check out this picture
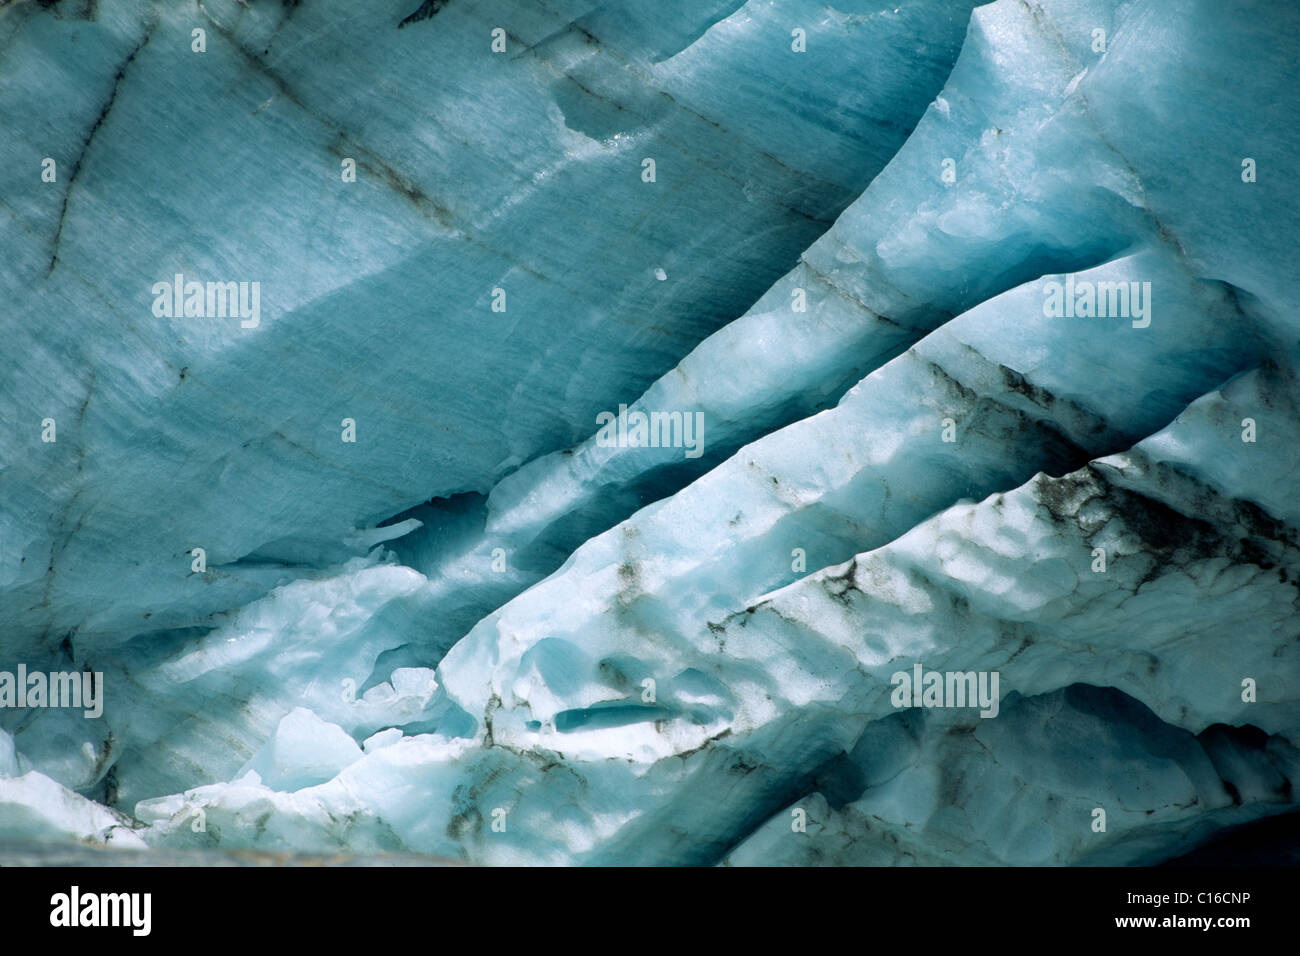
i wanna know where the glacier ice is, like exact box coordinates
[0,769,145,849]
[1,0,1298,866]
[1,0,978,646]
[720,686,1300,866]
[235,709,364,794]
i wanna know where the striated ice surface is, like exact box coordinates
[2,0,1298,865]
[1,0,978,647]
